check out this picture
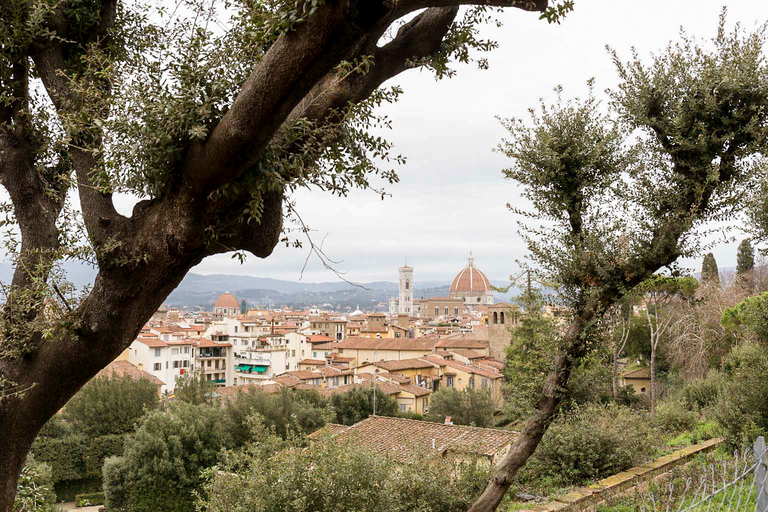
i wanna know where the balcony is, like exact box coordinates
[235,362,270,375]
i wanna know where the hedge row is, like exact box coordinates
[31,433,127,500]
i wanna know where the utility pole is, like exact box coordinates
[373,349,378,416]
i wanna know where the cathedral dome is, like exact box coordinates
[214,292,239,309]
[449,254,491,294]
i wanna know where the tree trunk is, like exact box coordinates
[611,349,619,401]
[467,311,592,512]
[650,342,657,417]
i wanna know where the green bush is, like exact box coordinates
[522,403,660,485]
[426,387,495,427]
[102,456,130,510]
[197,423,491,512]
[330,386,397,426]
[715,343,768,447]
[105,402,233,512]
[75,491,105,507]
[63,373,159,436]
[683,370,724,410]
[31,433,127,483]
[14,456,56,512]
[655,399,697,434]
[223,387,331,443]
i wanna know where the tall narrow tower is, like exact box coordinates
[398,261,414,315]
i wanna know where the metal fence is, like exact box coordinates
[641,437,768,512]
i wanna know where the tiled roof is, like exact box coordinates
[217,383,283,397]
[96,360,165,386]
[195,338,232,348]
[447,349,487,360]
[214,292,239,309]
[374,358,437,371]
[623,367,651,379]
[306,334,335,343]
[299,359,326,365]
[424,355,503,380]
[450,264,492,294]
[399,383,432,397]
[135,337,167,348]
[357,372,411,385]
[320,380,402,397]
[435,338,488,349]
[331,416,516,462]
[312,337,437,352]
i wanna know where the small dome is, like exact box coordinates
[450,253,491,293]
[214,292,239,309]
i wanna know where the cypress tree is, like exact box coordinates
[701,252,720,286]
[240,299,248,315]
[737,239,755,275]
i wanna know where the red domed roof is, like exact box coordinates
[214,292,239,309]
[450,254,491,294]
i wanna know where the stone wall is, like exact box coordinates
[521,437,723,512]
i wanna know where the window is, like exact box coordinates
[477,297,481,302]
[444,307,449,315]
[173,361,180,369]
[434,307,439,316]
[154,348,161,357]
[405,280,409,290]
[493,312,498,324]
[183,346,190,354]
[234,326,238,333]
[423,397,428,410]
[399,404,407,412]
[153,363,161,371]
[454,307,459,316]
[171,348,180,355]
[482,378,489,389]
[395,332,401,338]
[446,376,454,388]
[183,360,190,368]
[641,387,646,393]
[469,377,475,389]
[292,350,295,357]
[500,312,505,324]
[313,352,317,358]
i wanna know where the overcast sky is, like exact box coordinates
[117,1,768,284]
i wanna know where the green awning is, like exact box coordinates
[213,379,226,384]
[236,364,253,372]
[251,365,268,373]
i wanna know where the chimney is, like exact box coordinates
[444,416,453,426]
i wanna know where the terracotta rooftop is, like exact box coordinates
[373,358,438,372]
[96,360,164,386]
[135,337,167,348]
[214,292,239,309]
[446,349,487,360]
[312,337,437,352]
[299,359,327,365]
[623,367,651,379]
[450,255,492,294]
[329,416,516,462]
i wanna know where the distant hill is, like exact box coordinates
[0,262,516,311]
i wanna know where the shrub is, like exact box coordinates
[197,424,491,512]
[14,456,56,512]
[102,456,130,511]
[715,343,768,447]
[330,386,397,426]
[104,402,232,512]
[522,403,660,485]
[223,387,331,443]
[63,373,159,436]
[655,399,697,434]
[683,370,724,410]
[427,387,495,427]
[75,491,105,507]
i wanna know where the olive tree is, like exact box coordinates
[475,19,768,511]
[0,0,567,508]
